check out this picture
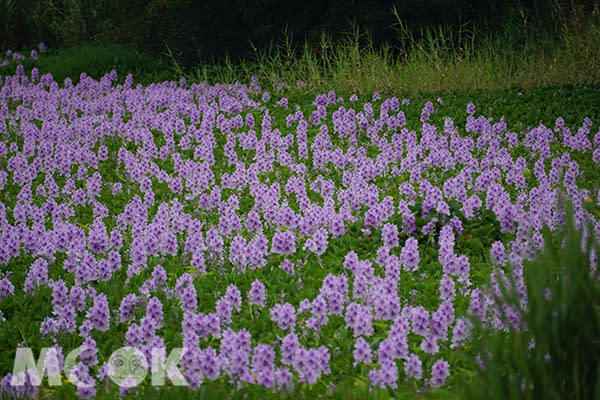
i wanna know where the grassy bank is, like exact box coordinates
[2,6,599,97]
[188,8,600,97]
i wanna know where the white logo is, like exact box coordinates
[10,346,189,388]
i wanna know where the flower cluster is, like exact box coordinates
[0,63,598,399]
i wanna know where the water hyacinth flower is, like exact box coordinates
[248,279,267,307]
[251,344,275,388]
[293,346,330,384]
[420,336,440,355]
[270,303,296,331]
[180,284,198,313]
[118,294,138,323]
[146,297,164,327]
[303,227,329,256]
[439,274,456,301]
[274,367,294,392]
[224,284,242,312]
[404,353,423,380]
[381,222,399,249]
[353,337,373,366]
[0,276,15,299]
[216,297,234,325]
[400,238,420,271]
[430,358,450,388]
[377,359,398,389]
[86,293,110,332]
[79,336,99,367]
[490,240,506,266]
[0,63,598,397]
[24,258,48,294]
[280,332,300,365]
[345,302,374,337]
[270,230,297,255]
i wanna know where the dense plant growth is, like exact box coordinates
[0,46,598,399]
[1,0,598,66]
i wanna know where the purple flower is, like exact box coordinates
[270,303,296,331]
[86,293,110,332]
[378,359,398,389]
[152,265,167,287]
[593,148,600,164]
[252,344,275,388]
[275,367,293,392]
[24,258,48,294]
[451,317,470,348]
[369,368,379,388]
[311,295,328,319]
[271,230,297,255]
[97,259,112,282]
[293,346,330,384]
[200,312,221,339]
[247,234,268,269]
[449,216,463,233]
[409,306,430,337]
[245,210,262,232]
[69,285,87,312]
[490,240,506,265]
[206,226,224,257]
[303,227,328,256]
[280,258,295,275]
[56,303,76,334]
[198,347,221,381]
[343,251,359,274]
[404,353,423,380]
[439,274,456,301]
[466,102,476,115]
[0,277,15,299]
[382,223,399,249]
[146,297,163,328]
[280,333,300,365]
[224,284,242,312]
[229,235,247,270]
[180,284,198,313]
[329,215,345,238]
[119,294,138,323]
[248,279,266,307]
[71,362,96,398]
[345,302,373,337]
[223,340,251,381]
[400,238,420,271]
[352,337,373,366]
[420,101,435,122]
[216,297,233,325]
[430,358,450,388]
[420,336,440,355]
[79,336,98,367]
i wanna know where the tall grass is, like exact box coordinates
[466,202,600,399]
[4,5,598,97]
[179,5,600,97]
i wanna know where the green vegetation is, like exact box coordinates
[467,203,600,400]
[0,3,599,400]
[3,4,598,99]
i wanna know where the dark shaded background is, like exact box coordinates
[0,0,596,67]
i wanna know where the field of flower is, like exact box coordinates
[0,46,599,399]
